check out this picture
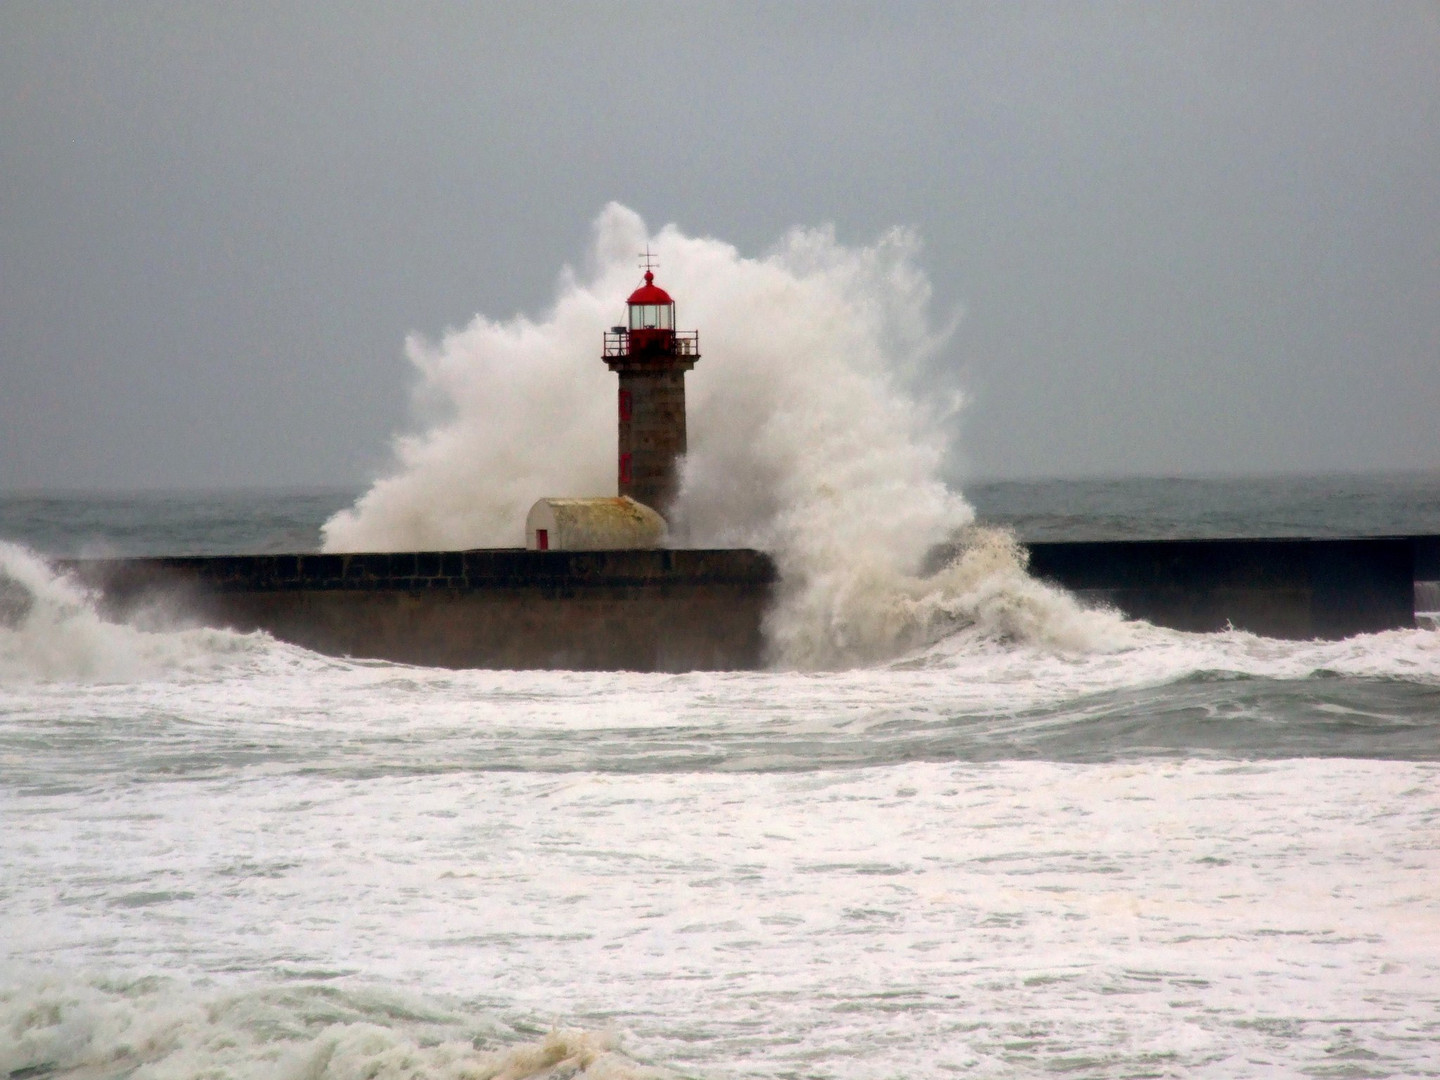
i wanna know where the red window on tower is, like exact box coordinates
[619,453,632,485]
[619,388,632,422]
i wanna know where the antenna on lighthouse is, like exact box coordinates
[638,247,659,275]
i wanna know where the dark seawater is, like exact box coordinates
[0,488,357,557]
[1,475,1438,1078]
[5,472,1440,555]
[966,471,1440,541]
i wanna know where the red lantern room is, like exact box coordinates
[602,257,701,516]
[626,271,675,348]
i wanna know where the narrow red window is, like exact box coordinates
[619,453,632,485]
[618,388,632,422]
[535,528,548,551]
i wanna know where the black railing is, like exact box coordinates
[603,329,700,358]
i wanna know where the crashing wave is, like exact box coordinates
[322,205,1131,668]
[0,542,265,682]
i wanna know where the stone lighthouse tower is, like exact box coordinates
[602,258,700,516]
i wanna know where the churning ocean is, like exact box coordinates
[1,474,1438,1080]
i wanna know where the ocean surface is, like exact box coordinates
[2,474,1439,1079]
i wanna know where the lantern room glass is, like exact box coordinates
[629,303,674,331]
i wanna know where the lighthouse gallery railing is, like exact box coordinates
[603,329,700,358]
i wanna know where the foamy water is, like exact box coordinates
[1,545,1438,1077]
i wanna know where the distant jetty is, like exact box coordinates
[66,535,1437,671]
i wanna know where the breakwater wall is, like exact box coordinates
[72,549,775,671]
[1026,537,1423,639]
[66,536,1435,671]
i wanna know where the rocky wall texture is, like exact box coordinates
[618,370,688,515]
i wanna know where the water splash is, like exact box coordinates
[771,525,1139,670]
[323,205,1129,667]
[0,975,669,1080]
[0,541,262,682]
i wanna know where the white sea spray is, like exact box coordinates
[321,205,1134,667]
[0,542,263,683]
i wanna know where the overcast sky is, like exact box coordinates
[2,2,1437,490]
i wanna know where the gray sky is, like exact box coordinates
[2,2,1437,490]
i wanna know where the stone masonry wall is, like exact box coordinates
[618,370,688,514]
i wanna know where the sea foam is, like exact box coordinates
[0,975,666,1080]
[0,541,264,682]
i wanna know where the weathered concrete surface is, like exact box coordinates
[70,549,774,672]
[525,497,665,551]
[1025,537,1417,638]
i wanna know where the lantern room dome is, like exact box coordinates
[626,271,673,306]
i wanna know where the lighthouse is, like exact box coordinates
[602,257,700,517]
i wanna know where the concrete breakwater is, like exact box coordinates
[66,536,1436,671]
[72,548,775,671]
[1025,536,1429,640]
